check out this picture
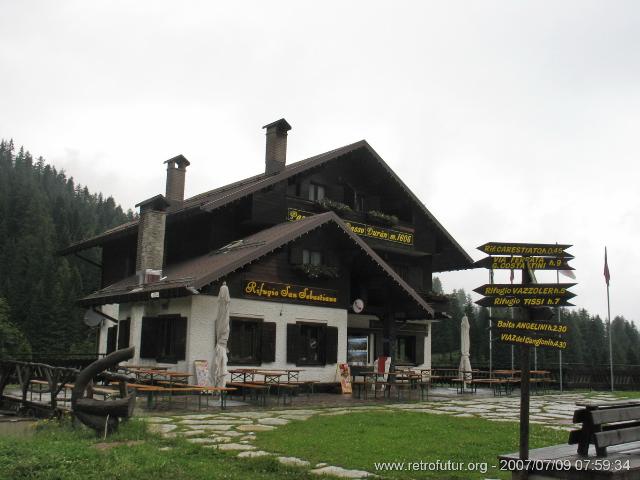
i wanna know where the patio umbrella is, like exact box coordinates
[458,315,472,382]
[212,282,231,388]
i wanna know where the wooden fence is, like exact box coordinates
[0,360,78,416]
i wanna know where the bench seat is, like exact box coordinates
[570,401,640,457]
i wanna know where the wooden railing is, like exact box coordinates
[0,360,78,415]
[431,364,640,391]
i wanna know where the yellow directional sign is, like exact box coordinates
[474,256,573,270]
[477,242,572,257]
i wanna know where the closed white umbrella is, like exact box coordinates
[212,282,231,388]
[458,315,472,382]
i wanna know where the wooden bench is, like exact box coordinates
[246,381,298,405]
[570,400,640,457]
[226,382,269,406]
[191,386,236,410]
[351,379,392,400]
[28,379,49,402]
[451,377,476,394]
[472,378,512,396]
[29,379,108,404]
[390,375,429,401]
[285,380,318,396]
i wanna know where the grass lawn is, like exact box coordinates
[255,411,567,479]
[609,391,640,400]
[0,418,315,480]
[582,390,640,400]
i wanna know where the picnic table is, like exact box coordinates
[126,369,193,408]
[161,371,192,387]
[130,368,167,384]
[228,368,257,383]
[352,370,427,400]
[125,365,169,371]
[256,368,306,382]
[127,382,235,410]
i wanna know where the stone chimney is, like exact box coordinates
[164,154,190,204]
[263,118,291,175]
[135,194,170,284]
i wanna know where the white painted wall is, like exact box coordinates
[117,298,192,371]
[97,303,119,354]
[110,297,433,381]
[112,295,348,383]
[190,295,348,383]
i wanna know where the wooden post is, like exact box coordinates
[388,309,397,376]
[519,267,532,479]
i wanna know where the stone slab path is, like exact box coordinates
[145,392,621,479]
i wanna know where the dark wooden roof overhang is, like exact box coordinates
[61,140,472,271]
[78,212,435,317]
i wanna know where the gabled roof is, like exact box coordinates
[78,211,435,317]
[61,140,472,270]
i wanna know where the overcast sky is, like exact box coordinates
[1,1,638,322]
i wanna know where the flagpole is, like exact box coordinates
[607,283,613,391]
[605,246,614,392]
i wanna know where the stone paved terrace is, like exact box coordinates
[142,391,623,479]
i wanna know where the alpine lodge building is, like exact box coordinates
[61,119,473,384]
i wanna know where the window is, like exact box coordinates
[140,315,187,363]
[228,318,261,365]
[395,335,416,365]
[287,323,338,365]
[105,318,130,354]
[308,183,325,201]
[347,334,369,365]
[298,324,323,365]
[302,249,323,266]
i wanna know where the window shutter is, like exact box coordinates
[174,316,187,361]
[325,326,339,364]
[140,317,158,359]
[117,319,131,350]
[106,327,117,354]
[414,334,425,366]
[290,246,303,265]
[261,322,277,363]
[286,323,299,364]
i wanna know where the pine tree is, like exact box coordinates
[0,141,131,355]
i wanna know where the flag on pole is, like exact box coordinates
[604,247,611,286]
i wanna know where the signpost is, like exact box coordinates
[474,242,576,480]
[473,256,573,270]
[474,283,576,297]
[477,242,572,257]
[476,296,574,307]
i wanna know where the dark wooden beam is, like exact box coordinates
[74,252,102,269]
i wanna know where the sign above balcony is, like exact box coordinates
[287,208,414,246]
[243,279,338,305]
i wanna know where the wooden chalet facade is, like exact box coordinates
[62,119,473,383]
